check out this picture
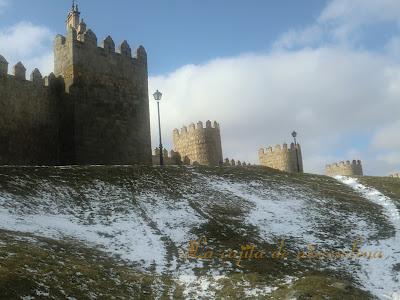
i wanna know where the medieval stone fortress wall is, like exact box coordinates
[0,57,67,165]
[258,143,303,173]
[325,160,363,176]
[0,4,152,165]
[152,149,253,167]
[55,4,151,165]
[152,149,254,167]
[223,158,252,167]
[0,4,392,177]
[173,121,223,166]
[152,148,182,166]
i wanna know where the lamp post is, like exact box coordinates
[292,130,300,173]
[153,90,164,166]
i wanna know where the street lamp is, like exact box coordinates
[291,131,297,145]
[153,90,164,166]
[292,131,300,173]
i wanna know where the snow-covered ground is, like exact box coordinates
[206,176,375,248]
[336,176,400,300]
[0,167,398,298]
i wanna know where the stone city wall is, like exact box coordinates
[0,58,65,165]
[259,143,303,173]
[152,148,182,165]
[173,120,223,166]
[325,160,363,176]
[223,158,251,166]
[0,7,153,166]
[54,26,152,165]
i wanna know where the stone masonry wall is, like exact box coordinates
[259,143,303,173]
[325,160,363,176]
[0,8,152,166]
[223,158,251,166]
[54,27,152,165]
[173,121,223,166]
[0,61,64,165]
[151,148,182,166]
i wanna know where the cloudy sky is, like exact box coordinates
[0,0,399,175]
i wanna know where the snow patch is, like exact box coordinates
[336,176,400,300]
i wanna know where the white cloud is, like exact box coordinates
[372,121,400,150]
[274,25,324,49]
[377,152,400,166]
[148,0,400,175]
[319,0,400,25]
[319,0,400,43]
[384,36,400,59]
[371,118,400,175]
[276,0,400,49]
[149,48,400,175]
[0,22,53,76]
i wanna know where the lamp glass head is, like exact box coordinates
[153,90,162,101]
[292,131,297,138]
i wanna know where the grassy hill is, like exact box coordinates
[358,176,400,208]
[0,166,398,299]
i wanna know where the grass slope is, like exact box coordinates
[0,166,393,299]
[358,176,400,209]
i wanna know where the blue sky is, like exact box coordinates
[0,0,400,175]
[0,0,326,74]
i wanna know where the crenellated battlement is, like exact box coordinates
[0,56,71,165]
[0,55,8,76]
[152,148,182,166]
[258,142,301,156]
[0,56,66,89]
[173,120,220,137]
[58,2,146,68]
[55,27,147,67]
[0,4,151,166]
[173,120,223,166]
[223,158,252,167]
[51,3,152,165]
[326,160,362,169]
[325,160,363,176]
[259,142,303,173]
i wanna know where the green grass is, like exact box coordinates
[0,230,160,300]
[0,166,393,299]
[358,176,400,209]
[269,274,374,300]
[0,228,374,299]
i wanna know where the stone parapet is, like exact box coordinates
[259,143,303,173]
[173,120,223,166]
[325,160,363,176]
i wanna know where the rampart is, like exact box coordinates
[0,6,152,166]
[152,148,182,166]
[258,143,303,173]
[173,121,223,166]
[0,58,67,165]
[54,24,151,165]
[223,158,251,167]
[325,160,363,176]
